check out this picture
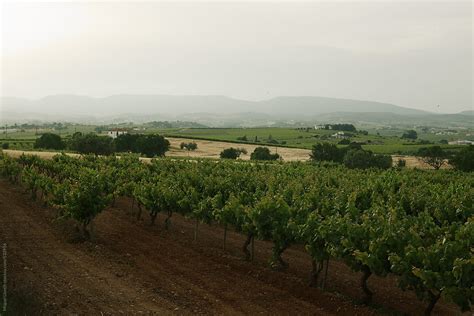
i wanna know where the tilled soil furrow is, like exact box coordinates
[0,181,462,315]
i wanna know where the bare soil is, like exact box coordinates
[166,137,311,161]
[391,155,451,169]
[0,180,463,315]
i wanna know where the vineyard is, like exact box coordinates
[0,153,472,314]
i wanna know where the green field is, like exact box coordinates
[148,127,468,155]
[1,124,471,155]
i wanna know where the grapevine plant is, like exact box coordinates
[0,152,472,314]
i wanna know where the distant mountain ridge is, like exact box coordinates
[1,94,430,116]
[1,94,471,127]
[257,96,430,116]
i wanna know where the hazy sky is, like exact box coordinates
[1,1,472,113]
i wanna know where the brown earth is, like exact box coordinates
[391,155,451,169]
[0,180,463,315]
[166,137,311,161]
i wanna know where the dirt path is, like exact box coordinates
[0,180,370,315]
[0,181,463,315]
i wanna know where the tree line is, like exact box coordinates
[310,142,474,171]
[31,132,474,171]
[34,132,170,158]
[310,143,393,169]
[220,147,280,161]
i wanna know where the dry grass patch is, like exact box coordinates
[166,137,311,161]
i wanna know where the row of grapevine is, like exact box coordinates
[0,152,472,314]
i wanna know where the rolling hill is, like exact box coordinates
[1,94,428,116]
[1,94,471,127]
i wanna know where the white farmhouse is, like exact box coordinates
[106,128,128,139]
[331,131,350,139]
[448,140,474,145]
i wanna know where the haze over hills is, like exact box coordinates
[0,94,472,128]
[1,94,431,115]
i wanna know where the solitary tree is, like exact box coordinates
[180,142,198,151]
[250,147,280,161]
[401,130,418,140]
[220,147,245,159]
[34,133,64,150]
[396,159,406,168]
[417,146,446,170]
[135,134,170,158]
[450,145,474,172]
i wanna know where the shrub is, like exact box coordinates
[135,135,170,158]
[180,142,198,151]
[59,168,112,239]
[401,130,418,140]
[397,159,406,168]
[450,145,474,172]
[115,134,140,152]
[323,124,356,132]
[250,147,280,161]
[34,133,64,150]
[417,140,433,145]
[114,134,170,157]
[417,146,446,170]
[69,133,113,156]
[348,143,363,150]
[343,149,392,170]
[310,143,345,163]
[372,154,393,170]
[220,147,245,159]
